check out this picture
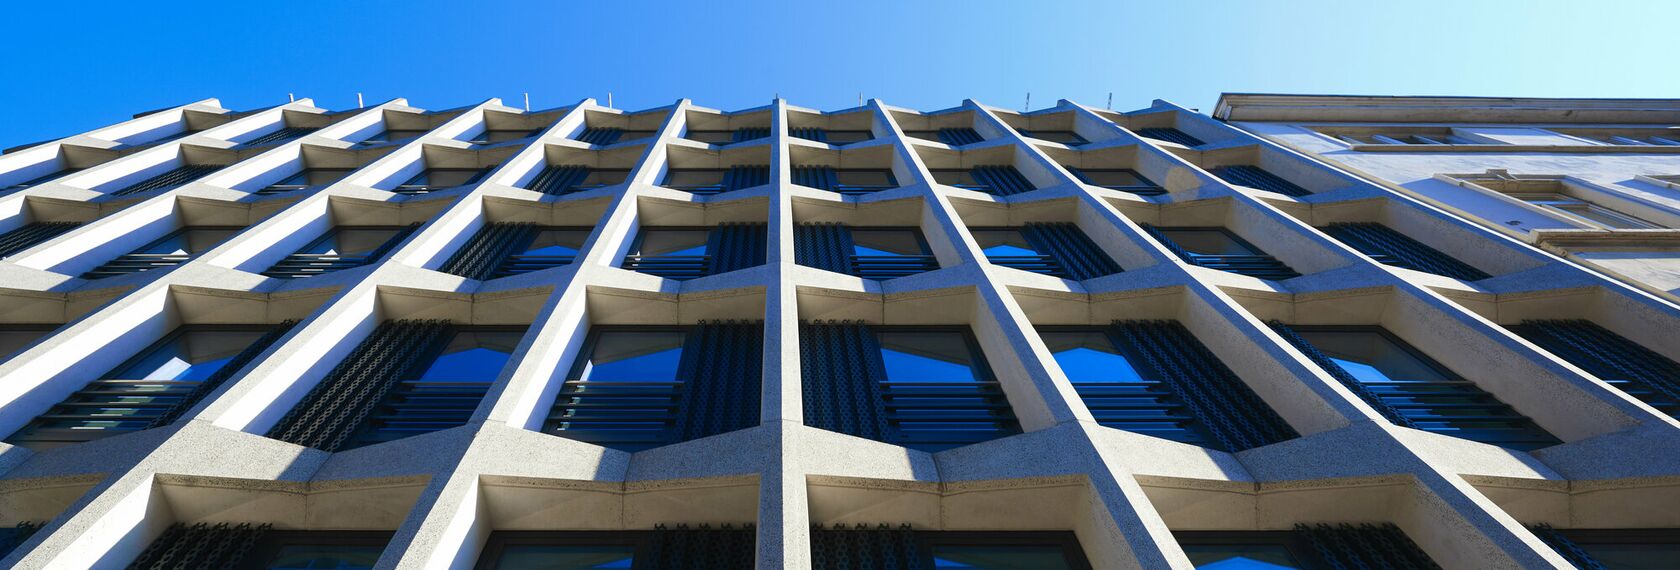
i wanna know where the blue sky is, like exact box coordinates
[2,0,1675,148]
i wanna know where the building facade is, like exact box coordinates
[0,94,1672,568]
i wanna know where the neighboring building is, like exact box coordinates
[1216,94,1680,305]
[0,94,1672,568]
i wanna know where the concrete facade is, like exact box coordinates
[0,94,1674,568]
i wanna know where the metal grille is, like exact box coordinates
[1322,223,1491,281]
[576,127,624,145]
[110,164,222,197]
[525,164,591,196]
[637,524,757,570]
[733,127,771,143]
[1529,524,1610,570]
[791,166,897,195]
[266,320,456,451]
[1142,225,1301,280]
[790,127,827,143]
[1103,321,1298,451]
[126,522,270,570]
[800,322,1018,451]
[343,328,506,449]
[1295,523,1442,570]
[936,128,984,146]
[810,524,924,570]
[1270,323,1560,450]
[238,127,317,147]
[1135,127,1205,147]
[1509,319,1680,418]
[1210,165,1311,197]
[8,322,297,447]
[1016,222,1122,280]
[261,224,419,278]
[547,322,763,451]
[437,222,548,280]
[0,222,80,258]
[968,165,1035,195]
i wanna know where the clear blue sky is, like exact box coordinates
[3,0,1675,148]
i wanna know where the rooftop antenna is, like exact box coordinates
[1024,92,1031,111]
[858,92,863,107]
[1106,92,1113,110]
[288,93,295,103]
[523,92,530,111]
[356,92,364,109]
[607,92,613,108]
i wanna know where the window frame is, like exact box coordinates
[1173,530,1320,569]
[917,530,1094,570]
[1281,325,1462,383]
[474,530,646,570]
[235,529,395,570]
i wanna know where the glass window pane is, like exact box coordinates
[0,329,51,360]
[931,170,977,186]
[1293,330,1452,383]
[835,170,894,186]
[109,330,268,381]
[299,229,399,256]
[685,130,735,144]
[1557,204,1659,229]
[480,129,538,143]
[665,170,726,187]
[618,130,657,142]
[581,169,628,187]
[412,330,523,382]
[972,229,1040,257]
[263,544,386,570]
[408,169,483,187]
[1027,131,1085,144]
[826,130,873,144]
[1182,544,1305,569]
[135,228,240,255]
[1576,542,1680,569]
[1040,331,1149,383]
[1158,229,1257,256]
[877,331,982,383]
[576,331,686,382]
[634,230,710,256]
[851,230,927,256]
[490,545,636,570]
[525,230,590,256]
[904,130,942,142]
[931,545,1074,569]
[303,168,354,186]
[1074,169,1150,187]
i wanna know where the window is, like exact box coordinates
[791,166,899,195]
[1510,192,1661,229]
[791,127,873,145]
[929,165,1035,195]
[1020,130,1089,145]
[467,129,541,145]
[394,167,492,195]
[82,226,242,279]
[0,324,56,363]
[684,128,767,144]
[357,129,428,145]
[574,127,656,145]
[1144,226,1300,280]
[547,324,763,451]
[801,324,1018,451]
[259,168,355,195]
[810,529,1091,569]
[1065,167,1163,196]
[525,165,629,196]
[267,321,521,451]
[972,224,1122,280]
[1558,129,1680,146]
[0,222,81,258]
[1039,323,1295,451]
[9,324,292,448]
[1209,165,1311,197]
[1320,223,1490,281]
[110,164,224,197]
[2,167,83,191]
[129,524,393,570]
[1508,320,1680,418]
[851,228,939,280]
[1176,525,1440,569]
[904,128,983,146]
[1135,127,1205,147]
[622,224,766,280]
[1316,127,1483,146]
[1532,527,1680,570]
[476,529,756,569]
[345,326,524,448]
[1271,324,1559,450]
[441,224,591,280]
[237,127,317,148]
[662,166,769,194]
[262,225,418,278]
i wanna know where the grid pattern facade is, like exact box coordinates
[0,93,1675,568]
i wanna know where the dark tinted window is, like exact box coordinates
[835,170,895,186]
[487,545,636,569]
[851,229,928,257]
[1156,229,1258,256]
[275,168,354,188]
[575,330,686,382]
[1181,544,1305,568]
[1292,330,1453,384]
[1039,331,1149,383]
[684,130,736,144]
[971,229,1040,257]
[524,230,590,257]
[134,227,240,255]
[402,168,487,188]
[664,169,726,187]
[931,545,1077,569]
[877,331,983,383]
[471,129,540,144]
[412,330,522,382]
[1070,168,1153,188]
[632,229,709,257]
[930,169,978,186]
[298,228,402,256]
[825,130,874,144]
[0,327,54,361]
[110,329,271,381]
